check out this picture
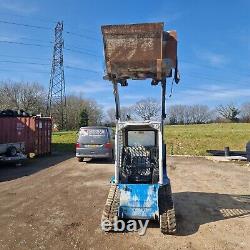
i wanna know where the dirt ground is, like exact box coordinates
[0,154,249,250]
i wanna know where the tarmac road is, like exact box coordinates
[0,154,249,250]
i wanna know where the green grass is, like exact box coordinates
[52,123,250,156]
[165,123,250,155]
[52,131,77,152]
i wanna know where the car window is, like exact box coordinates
[79,128,108,144]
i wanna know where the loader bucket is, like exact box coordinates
[101,22,177,81]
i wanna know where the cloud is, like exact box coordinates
[97,101,114,111]
[67,82,149,110]
[68,80,112,95]
[64,54,103,74]
[0,0,38,14]
[195,50,229,67]
[146,12,183,25]
[0,34,20,42]
[168,85,250,106]
[122,94,144,100]
[67,80,115,111]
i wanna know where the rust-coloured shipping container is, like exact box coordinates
[101,22,177,81]
[0,116,52,156]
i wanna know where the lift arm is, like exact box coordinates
[113,79,167,123]
[161,79,167,120]
[112,82,121,120]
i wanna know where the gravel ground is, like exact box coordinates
[0,154,249,250]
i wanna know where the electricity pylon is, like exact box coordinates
[47,21,66,130]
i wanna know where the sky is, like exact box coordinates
[0,0,249,111]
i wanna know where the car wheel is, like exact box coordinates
[77,157,83,162]
[6,146,17,157]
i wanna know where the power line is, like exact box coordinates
[0,68,102,82]
[0,58,249,84]
[0,19,51,30]
[0,61,100,73]
[64,48,100,57]
[16,37,100,55]
[0,17,247,75]
[0,68,49,74]
[20,36,100,55]
[0,54,50,61]
[0,40,50,48]
[1,57,248,83]
[65,31,100,42]
[0,39,101,57]
[0,35,100,56]
[65,44,99,54]
[0,19,99,41]
[18,36,53,44]
[0,15,98,35]
[0,11,58,25]
[0,58,101,73]
[0,32,248,82]
[0,60,49,66]
[0,56,249,84]
[2,38,247,76]
[65,65,101,74]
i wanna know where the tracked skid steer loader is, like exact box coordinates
[101,22,180,234]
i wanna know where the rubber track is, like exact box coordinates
[101,184,120,231]
[160,207,176,234]
[158,184,177,234]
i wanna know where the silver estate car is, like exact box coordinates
[76,126,114,162]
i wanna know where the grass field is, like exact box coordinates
[52,123,250,156]
[165,123,250,155]
[52,131,77,152]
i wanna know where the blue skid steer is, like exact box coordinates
[101,22,180,234]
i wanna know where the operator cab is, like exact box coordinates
[119,123,162,184]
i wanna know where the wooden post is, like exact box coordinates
[224,147,230,157]
[246,142,250,162]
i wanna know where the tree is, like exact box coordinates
[65,95,103,130]
[85,99,103,126]
[167,104,211,124]
[216,104,240,122]
[189,105,211,124]
[106,106,133,125]
[167,105,191,124]
[79,108,89,127]
[0,80,46,114]
[240,102,250,122]
[0,81,104,130]
[133,98,160,120]
[167,105,185,124]
[106,108,116,125]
